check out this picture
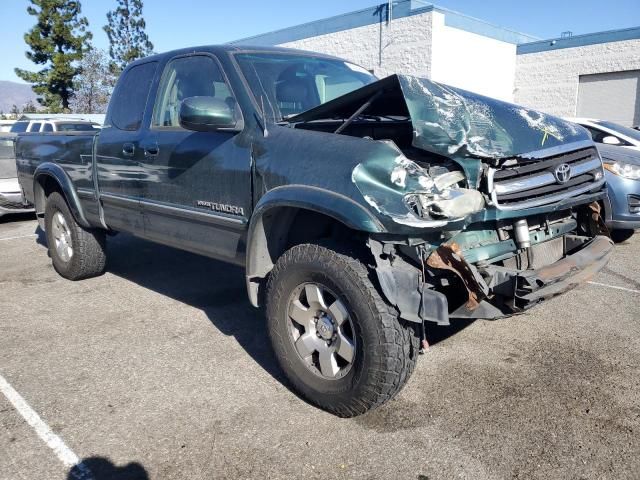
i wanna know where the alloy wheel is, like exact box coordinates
[51,211,73,262]
[286,282,356,379]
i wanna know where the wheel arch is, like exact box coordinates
[245,185,385,307]
[33,163,90,230]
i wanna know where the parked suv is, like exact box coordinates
[568,118,640,242]
[10,119,100,133]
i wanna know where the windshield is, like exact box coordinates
[234,52,377,121]
[595,120,640,142]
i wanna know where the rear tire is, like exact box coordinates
[611,229,634,243]
[266,242,419,417]
[44,192,106,280]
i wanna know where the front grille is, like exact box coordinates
[488,146,604,210]
[503,236,565,270]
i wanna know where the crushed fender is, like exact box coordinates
[368,238,449,325]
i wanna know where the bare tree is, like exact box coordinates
[71,48,115,114]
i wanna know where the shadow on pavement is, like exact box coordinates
[0,212,36,224]
[33,231,471,391]
[101,233,288,385]
[35,224,47,247]
[68,457,148,480]
[425,318,475,347]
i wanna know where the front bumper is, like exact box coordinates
[452,235,613,319]
[370,232,614,326]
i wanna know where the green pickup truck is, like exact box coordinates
[15,45,613,417]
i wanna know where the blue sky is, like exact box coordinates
[1,0,639,83]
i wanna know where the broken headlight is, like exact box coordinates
[404,170,485,220]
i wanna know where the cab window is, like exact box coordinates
[152,55,234,128]
[110,61,157,131]
[29,122,42,132]
[10,121,29,133]
[42,123,53,132]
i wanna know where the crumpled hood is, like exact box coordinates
[285,74,597,231]
[400,75,590,159]
[287,74,591,161]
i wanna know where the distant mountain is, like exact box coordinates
[0,81,38,113]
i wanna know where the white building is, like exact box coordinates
[232,1,640,126]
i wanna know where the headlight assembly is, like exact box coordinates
[404,170,485,220]
[603,161,640,180]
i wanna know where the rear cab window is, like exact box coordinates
[109,61,157,131]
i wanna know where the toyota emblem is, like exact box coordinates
[554,163,571,184]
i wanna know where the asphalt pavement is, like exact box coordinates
[1,213,639,480]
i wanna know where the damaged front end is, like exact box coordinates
[351,141,486,229]
[285,73,612,325]
[369,221,612,326]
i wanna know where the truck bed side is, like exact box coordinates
[15,131,99,227]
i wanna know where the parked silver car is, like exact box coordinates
[0,132,32,217]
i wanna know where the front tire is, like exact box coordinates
[611,229,634,243]
[266,242,419,417]
[44,192,107,280]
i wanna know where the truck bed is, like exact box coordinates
[16,131,98,205]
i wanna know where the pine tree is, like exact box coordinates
[15,0,92,113]
[104,0,154,75]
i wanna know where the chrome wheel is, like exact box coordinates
[51,211,73,262]
[287,283,356,379]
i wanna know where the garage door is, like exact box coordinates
[577,70,640,126]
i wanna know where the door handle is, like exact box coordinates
[122,143,135,157]
[144,143,159,158]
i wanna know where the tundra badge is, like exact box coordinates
[196,200,244,216]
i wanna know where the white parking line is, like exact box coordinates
[0,373,94,480]
[588,281,640,295]
[0,234,38,241]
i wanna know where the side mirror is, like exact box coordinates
[602,135,621,145]
[179,96,243,132]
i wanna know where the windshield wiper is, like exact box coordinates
[334,90,383,134]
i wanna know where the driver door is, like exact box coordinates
[138,53,251,264]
